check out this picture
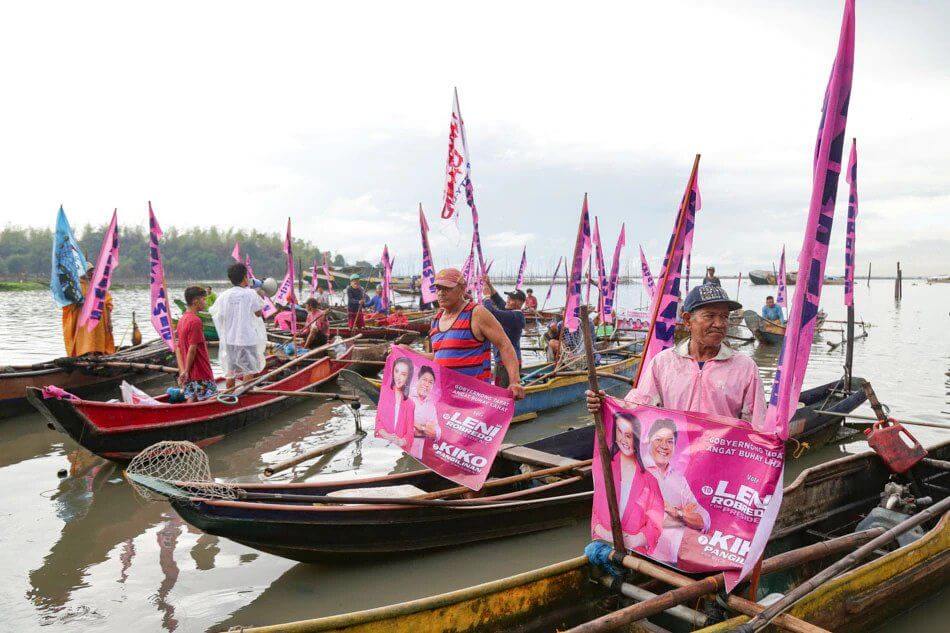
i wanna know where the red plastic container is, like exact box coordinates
[865,419,927,474]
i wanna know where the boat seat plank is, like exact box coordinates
[498,443,584,469]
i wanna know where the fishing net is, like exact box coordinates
[125,441,238,502]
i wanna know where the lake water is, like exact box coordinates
[0,280,946,631]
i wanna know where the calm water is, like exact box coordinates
[0,281,946,632]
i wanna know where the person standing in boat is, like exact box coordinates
[591,411,664,554]
[702,266,721,287]
[480,275,526,388]
[422,268,525,399]
[587,284,766,428]
[210,263,267,389]
[377,356,415,450]
[176,286,218,402]
[761,295,784,325]
[523,288,538,314]
[346,274,367,328]
[62,262,116,357]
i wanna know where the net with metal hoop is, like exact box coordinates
[125,441,238,502]
[556,329,589,371]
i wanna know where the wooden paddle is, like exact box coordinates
[263,432,364,477]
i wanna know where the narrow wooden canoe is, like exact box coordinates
[0,341,176,419]
[26,348,353,462]
[743,310,828,345]
[233,439,950,633]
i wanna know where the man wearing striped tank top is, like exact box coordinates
[423,268,525,400]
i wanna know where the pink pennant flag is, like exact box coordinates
[776,246,788,308]
[844,138,858,307]
[272,219,297,337]
[634,161,701,383]
[602,223,626,324]
[639,245,656,298]
[515,247,527,291]
[381,245,393,311]
[244,254,256,281]
[231,241,241,262]
[78,210,120,332]
[541,256,563,311]
[419,205,438,304]
[765,0,855,441]
[564,194,592,332]
[593,218,608,320]
[147,203,175,351]
[310,259,319,296]
[322,253,333,294]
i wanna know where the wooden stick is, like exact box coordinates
[822,411,950,431]
[73,360,179,375]
[230,335,361,397]
[249,389,359,401]
[553,370,635,385]
[736,497,950,632]
[334,359,386,366]
[862,382,888,423]
[580,304,625,549]
[414,458,593,500]
[263,433,363,477]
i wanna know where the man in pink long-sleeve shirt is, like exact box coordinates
[588,284,766,429]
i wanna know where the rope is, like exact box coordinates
[788,437,811,459]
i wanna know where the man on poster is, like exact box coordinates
[409,365,439,459]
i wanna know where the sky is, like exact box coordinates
[0,0,947,276]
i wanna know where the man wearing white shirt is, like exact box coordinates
[645,418,711,564]
[409,365,439,459]
[210,263,267,388]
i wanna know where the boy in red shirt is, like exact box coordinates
[176,286,218,402]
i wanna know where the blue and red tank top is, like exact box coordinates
[429,302,492,382]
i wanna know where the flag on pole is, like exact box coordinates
[381,245,393,312]
[776,246,788,309]
[541,256,564,311]
[639,245,656,298]
[844,138,858,307]
[148,203,175,351]
[78,210,120,332]
[515,247,528,291]
[231,242,241,262]
[50,206,88,308]
[765,0,855,440]
[419,204,438,304]
[311,259,319,296]
[593,218,608,320]
[602,223,626,324]
[273,219,297,338]
[564,194,592,332]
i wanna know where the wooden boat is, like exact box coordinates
[0,341,176,419]
[748,270,798,286]
[743,310,827,345]
[26,348,353,462]
[926,275,950,284]
[135,377,867,562]
[226,439,950,633]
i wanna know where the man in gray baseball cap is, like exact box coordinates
[587,284,766,428]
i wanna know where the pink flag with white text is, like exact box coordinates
[603,224,626,324]
[593,218,608,320]
[78,210,119,332]
[419,205,438,304]
[147,203,175,351]
[515,247,527,291]
[776,247,788,309]
[376,346,515,490]
[844,138,858,307]
[640,246,656,298]
[765,0,855,440]
[564,195,592,332]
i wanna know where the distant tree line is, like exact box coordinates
[0,224,374,281]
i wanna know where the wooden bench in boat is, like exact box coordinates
[499,443,588,471]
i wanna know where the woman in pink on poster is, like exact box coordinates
[592,412,664,554]
[376,356,416,450]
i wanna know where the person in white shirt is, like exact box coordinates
[409,365,439,459]
[644,418,711,563]
[210,263,267,388]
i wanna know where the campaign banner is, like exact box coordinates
[615,309,651,332]
[602,223,625,324]
[592,398,784,590]
[375,346,515,490]
[419,205,438,304]
[78,209,119,332]
[564,194,592,332]
[148,203,175,351]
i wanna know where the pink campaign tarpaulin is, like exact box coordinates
[147,203,175,351]
[375,347,515,490]
[639,245,656,298]
[616,309,651,332]
[592,398,784,584]
[78,210,120,332]
[844,138,858,307]
[602,224,626,324]
[564,194,592,332]
[776,246,788,309]
[419,205,438,304]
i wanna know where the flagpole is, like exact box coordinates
[631,154,701,388]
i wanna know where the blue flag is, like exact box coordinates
[50,206,88,307]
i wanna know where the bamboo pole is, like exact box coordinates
[414,458,593,500]
[580,304,625,549]
[230,335,361,397]
[249,389,359,401]
[264,432,363,477]
[73,360,179,375]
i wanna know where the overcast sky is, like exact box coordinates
[0,0,946,276]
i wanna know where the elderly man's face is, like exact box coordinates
[649,427,675,468]
[684,304,730,347]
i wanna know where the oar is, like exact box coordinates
[229,335,361,397]
[263,432,364,477]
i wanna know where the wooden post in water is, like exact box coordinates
[845,304,855,391]
[580,304,625,548]
[894,262,902,300]
[866,261,871,288]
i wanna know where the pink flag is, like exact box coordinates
[593,218,608,320]
[515,247,527,291]
[419,205,438,304]
[844,138,858,307]
[244,254,256,281]
[147,203,175,351]
[541,256,563,311]
[564,195,592,332]
[441,88,466,220]
[231,241,241,262]
[776,246,788,308]
[322,253,333,294]
[273,219,297,337]
[376,346,515,490]
[310,259,319,296]
[78,210,120,332]
[635,164,701,380]
[381,245,393,312]
[765,0,855,440]
[639,245,656,298]
[602,224,626,324]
